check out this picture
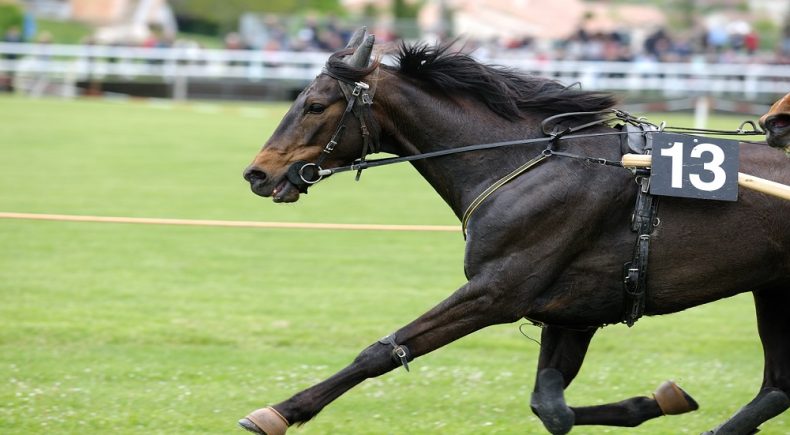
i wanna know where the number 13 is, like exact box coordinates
[660,142,727,192]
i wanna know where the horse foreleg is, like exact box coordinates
[702,289,790,434]
[239,281,520,434]
[531,326,699,434]
[530,325,595,434]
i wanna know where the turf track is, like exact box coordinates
[0,96,786,434]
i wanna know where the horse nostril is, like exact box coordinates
[766,115,790,132]
[243,167,268,183]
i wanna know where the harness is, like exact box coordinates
[290,71,765,329]
[621,124,660,326]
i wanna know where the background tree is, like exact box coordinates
[0,0,23,35]
[170,0,343,35]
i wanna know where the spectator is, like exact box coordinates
[261,15,290,51]
[706,26,729,54]
[295,17,322,50]
[2,26,24,92]
[744,30,759,56]
[781,19,790,60]
[3,26,23,59]
[644,28,672,61]
[224,32,245,50]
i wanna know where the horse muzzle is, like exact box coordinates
[243,166,302,203]
[763,114,790,150]
[243,161,324,203]
[272,179,302,203]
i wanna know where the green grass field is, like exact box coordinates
[0,96,786,434]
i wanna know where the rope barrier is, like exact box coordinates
[0,212,459,233]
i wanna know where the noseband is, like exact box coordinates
[285,68,380,193]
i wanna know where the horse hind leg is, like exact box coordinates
[701,389,789,435]
[703,288,790,435]
[572,380,698,427]
[531,326,699,434]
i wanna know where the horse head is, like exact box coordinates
[759,92,790,151]
[243,28,380,203]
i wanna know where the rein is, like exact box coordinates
[316,111,766,178]
[314,108,764,237]
[319,130,627,176]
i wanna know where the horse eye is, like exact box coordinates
[307,103,325,114]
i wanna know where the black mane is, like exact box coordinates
[396,42,617,121]
[325,42,617,122]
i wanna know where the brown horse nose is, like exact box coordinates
[243,166,267,183]
[765,114,789,132]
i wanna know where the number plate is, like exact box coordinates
[649,133,739,201]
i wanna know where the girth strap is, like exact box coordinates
[623,132,660,326]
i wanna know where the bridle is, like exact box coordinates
[284,68,380,193]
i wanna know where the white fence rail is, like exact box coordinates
[1,42,788,100]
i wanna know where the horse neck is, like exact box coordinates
[374,74,556,219]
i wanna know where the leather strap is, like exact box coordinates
[379,334,411,371]
[622,133,659,326]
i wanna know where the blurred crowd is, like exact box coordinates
[478,24,785,64]
[223,15,790,65]
[243,18,790,63]
[4,15,790,65]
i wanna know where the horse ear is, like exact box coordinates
[345,27,367,49]
[346,34,375,68]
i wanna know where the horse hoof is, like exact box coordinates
[238,418,267,434]
[654,380,699,415]
[531,368,575,435]
[530,400,574,435]
[238,407,289,435]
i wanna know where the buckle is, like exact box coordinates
[352,81,369,96]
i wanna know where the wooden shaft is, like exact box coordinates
[737,173,790,201]
[621,153,653,168]
[621,154,790,201]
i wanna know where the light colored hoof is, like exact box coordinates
[239,407,289,435]
[654,380,699,415]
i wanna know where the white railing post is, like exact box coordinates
[173,66,188,101]
[694,96,709,129]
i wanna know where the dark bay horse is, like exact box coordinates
[241,29,790,434]
[760,92,790,152]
